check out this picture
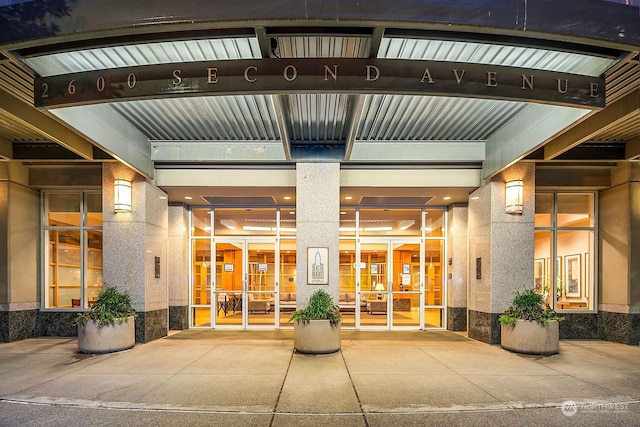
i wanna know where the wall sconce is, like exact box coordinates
[505,180,523,214]
[114,179,132,213]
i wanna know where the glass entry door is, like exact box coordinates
[391,242,422,328]
[359,241,389,328]
[213,239,277,328]
[359,240,426,330]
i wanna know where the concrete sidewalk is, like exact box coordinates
[0,330,638,426]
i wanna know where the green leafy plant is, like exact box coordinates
[289,289,342,326]
[499,288,564,326]
[73,286,137,327]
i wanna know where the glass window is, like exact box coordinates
[534,192,595,311]
[339,209,356,236]
[557,193,594,227]
[359,209,422,236]
[191,208,212,236]
[535,193,553,227]
[213,208,277,236]
[43,191,102,309]
[424,209,444,237]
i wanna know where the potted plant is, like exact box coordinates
[74,286,137,354]
[289,289,342,354]
[499,288,564,355]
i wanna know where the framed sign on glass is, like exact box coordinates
[565,254,581,297]
[308,247,329,285]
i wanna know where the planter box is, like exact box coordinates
[293,320,341,354]
[501,319,559,355]
[77,316,136,354]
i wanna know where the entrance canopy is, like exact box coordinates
[0,0,638,204]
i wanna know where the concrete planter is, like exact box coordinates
[501,319,559,355]
[293,320,341,354]
[77,316,136,354]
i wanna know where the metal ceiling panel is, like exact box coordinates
[379,38,614,77]
[287,94,350,143]
[275,36,370,58]
[111,95,280,142]
[0,109,45,141]
[24,38,261,77]
[357,95,528,141]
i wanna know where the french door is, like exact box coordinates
[191,238,277,329]
[358,238,445,330]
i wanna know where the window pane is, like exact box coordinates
[192,208,211,236]
[85,193,103,227]
[534,230,553,307]
[213,208,277,236]
[46,230,81,308]
[359,209,422,236]
[557,193,594,228]
[535,193,553,227]
[46,193,81,226]
[339,209,356,236]
[280,209,297,236]
[556,230,594,311]
[87,230,103,303]
[424,209,444,237]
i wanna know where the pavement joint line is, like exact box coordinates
[5,397,637,415]
[268,348,294,427]
[340,348,370,427]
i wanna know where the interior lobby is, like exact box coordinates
[0,0,639,346]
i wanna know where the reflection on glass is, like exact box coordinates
[557,193,594,228]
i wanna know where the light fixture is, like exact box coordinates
[374,282,385,300]
[505,180,524,214]
[114,179,132,213]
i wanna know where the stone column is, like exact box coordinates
[168,204,189,330]
[599,163,640,345]
[446,204,468,331]
[0,163,39,342]
[467,162,534,344]
[103,163,169,343]
[295,163,340,307]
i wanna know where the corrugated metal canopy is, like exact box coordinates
[11,33,629,171]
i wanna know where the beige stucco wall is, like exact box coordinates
[0,163,39,308]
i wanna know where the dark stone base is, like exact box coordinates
[468,310,501,344]
[599,311,640,345]
[135,309,168,343]
[0,309,38,342]
[169,305,188,330]
[559,313,599,340]
[37,311,79,337]
[447,306,467,331]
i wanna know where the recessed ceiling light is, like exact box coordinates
[284,196,291,200]
[443,196,451,200]
[471,196,480,200]
[184,196,192,200]
[340,211,346,215]
[345,196,353,200]
[289,211,295,215]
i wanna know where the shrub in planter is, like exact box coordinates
[290,289,341,354]
[74,286,137,354]
[499,288,564,355]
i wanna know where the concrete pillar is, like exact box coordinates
[446,204,468,331]
[103,163,169,343]
[599,163,640,345]
[295,163,340,307]
[467,163,535,344]
[0,163,39,342]
[168,204,189,330]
